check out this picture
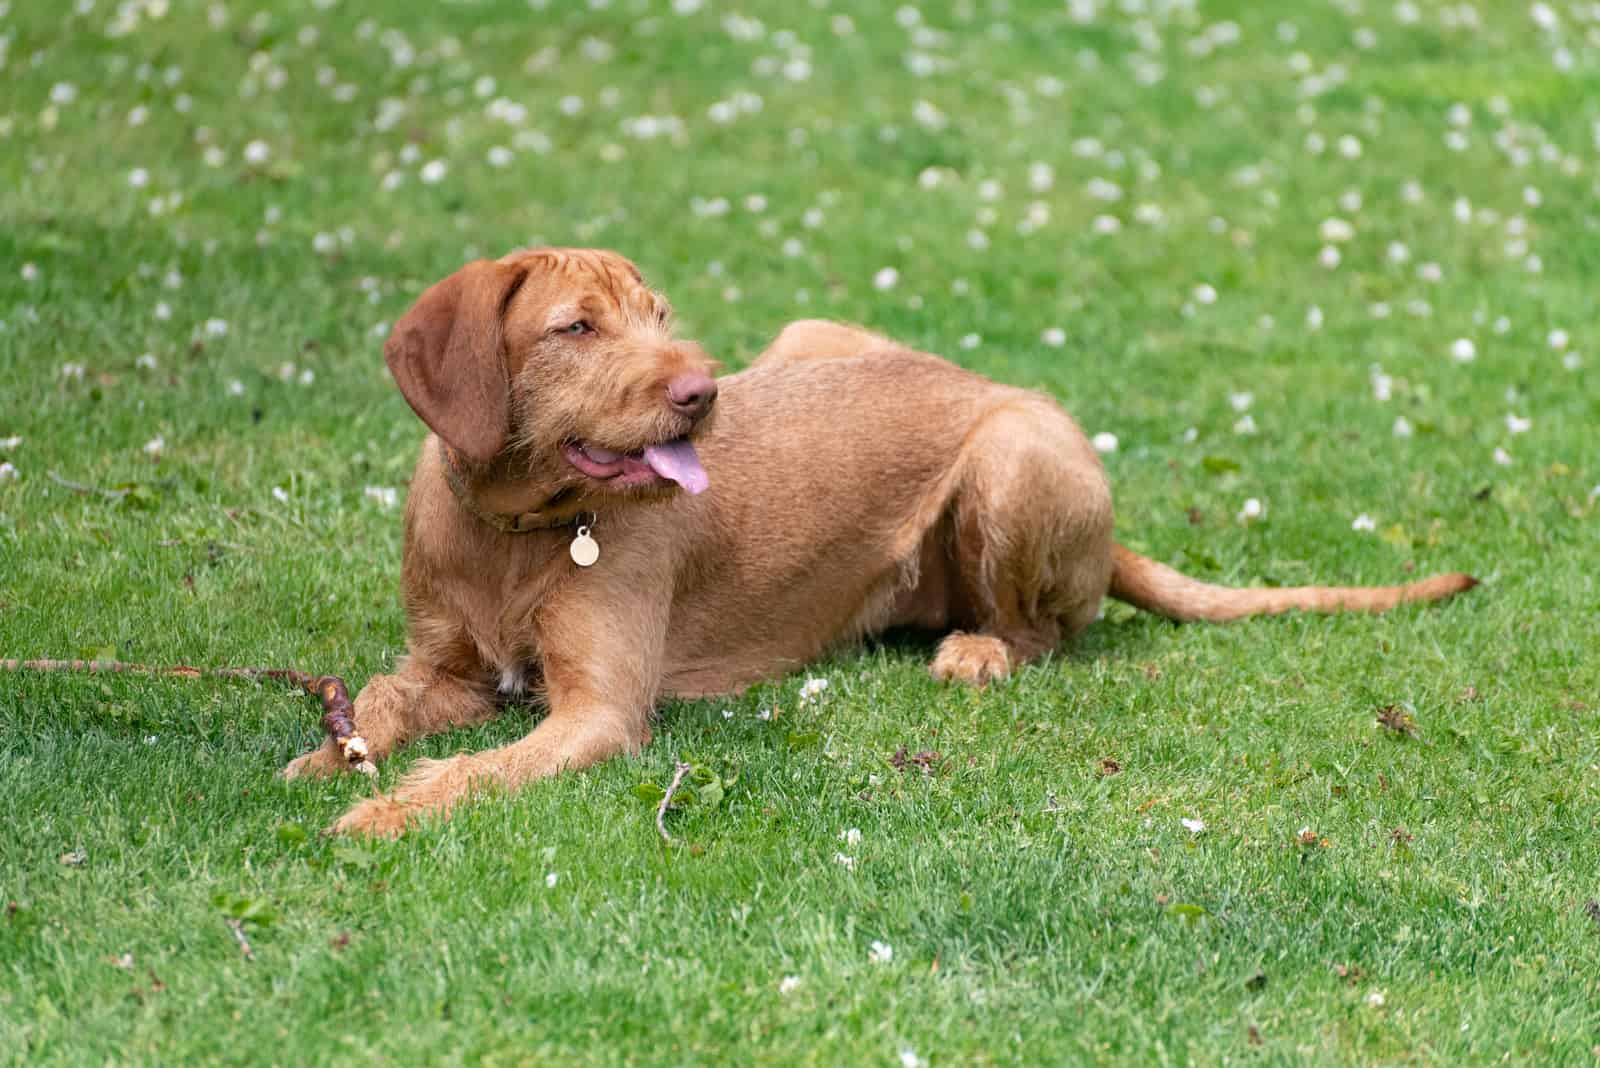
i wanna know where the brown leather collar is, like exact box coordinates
[437,439,580,534]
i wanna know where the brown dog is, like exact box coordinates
[282,248,1475,836]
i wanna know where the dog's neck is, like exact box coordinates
[437,439,583,534]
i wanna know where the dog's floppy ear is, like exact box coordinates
[384,259,529,463]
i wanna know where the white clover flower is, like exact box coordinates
[419,159,447,184]
[1505,413,1531,434]
[899,1050,925,1068]
[20,263,39,282]
[1319,217,1354,242]
[0,436,21,449]
[1181,817,1206,834]
[1366,990,1387,1008]
[1306,305,1324,330]
[959,333,980,350]
[1351,514,1377,532]
[271,486,290,503]
[1041,327,1066,347]
[545,871,559,888]
[1237,497,1263,522]
[868,940,893,964]
[1493,447,1513,467]
[136,353,157,370]
[143,436,165,457]
[1318,245,1341,269]
[1091,432,1118,454]
[243,139,270,164]
[833,852,856,869]
[1193,283,1217,305]
[128,168,149,189]
[0,462,17,482]
[226,379,245,396]
[363,485,398,509]
[1450,338,1476,362]
[778,975,801,995]
[839,827,861,847]
[1393,416,1414,438]
[1233,414,1257,435]
[1547,328,1569,350]
[799,677,829,702]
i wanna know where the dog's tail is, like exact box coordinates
[1108,544,1477,623]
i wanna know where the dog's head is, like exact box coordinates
[385,248,717,503]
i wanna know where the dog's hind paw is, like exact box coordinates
[929,632,1013,686]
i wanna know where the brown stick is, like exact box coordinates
[656,761,692,845]
[1,658,374,775]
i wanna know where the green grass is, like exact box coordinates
[3,1,1600,1063]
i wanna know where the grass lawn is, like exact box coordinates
[4,0,1600,1063]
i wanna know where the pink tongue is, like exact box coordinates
[642,440,709,494]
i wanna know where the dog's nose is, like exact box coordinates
[666,372,717,420]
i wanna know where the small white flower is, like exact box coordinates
[1547,328,1569,350]
[1352,513,1376,532]
[50,82,78,105]
[1181,817,1206,834]
[487,145,514,168]
[1562,353,1581,370]
[1229,391,1254,412]
[840,827,862,847]
[1387,241,1411,264]
[128,168,150,189]
[1237,497,1263,522]
[1371,371,1393,401]
[868,940,894,964]
[899,1050,925,1068]
[1505,413,1531,434]
[545,871,559,888]
[0,462,16,482]
[226,379,245,397]
[298,368,315,386]
[1393,416,1414,438]
[363,485,398,509]
[1319,217,1354,242]
[1418,262,1442,283]
[1337,134,1362,158]
[959,333,980,350]
[20,263,39,282]
[1193,283,1218,305]
[1306,305,1324,330]
[757,708,771,721]
[800,677,829,701]
[1091,431,1118,454]
[1493,447,1513,467]
[243,139,270,165]
[419,159,448,184]
[1233,414,1257,435]
[873,267,899,291]
[833,852,856,869]
[1450,338,1476,362]
[204,318,229,338]
[1041,327,1066,348]
[60,363,86,380]
[271,486,290,503]
[142,435,165,457]
[1318,245,1341,269]
[1366,990,1386,1008]
[778,975,801,995]
[0,436,20,449]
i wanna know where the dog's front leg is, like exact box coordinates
[331,590,666,837]
[280,661,495,780]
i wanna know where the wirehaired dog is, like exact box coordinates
[282,248,1474,835]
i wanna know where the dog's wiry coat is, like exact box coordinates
[283,248,1475,836]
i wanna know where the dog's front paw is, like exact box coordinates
[279,740,350,780]
[329,795,416,838]
[930,632,1013,686]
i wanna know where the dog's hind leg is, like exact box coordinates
[928,401,1115,685]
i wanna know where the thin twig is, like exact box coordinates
[47,471,129,498]
[1,658,373,775]
[656,761,692,845]
[227,918,255,961]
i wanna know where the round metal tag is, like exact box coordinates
[569,529,599,568]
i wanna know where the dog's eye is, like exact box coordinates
[561,320,593,336]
